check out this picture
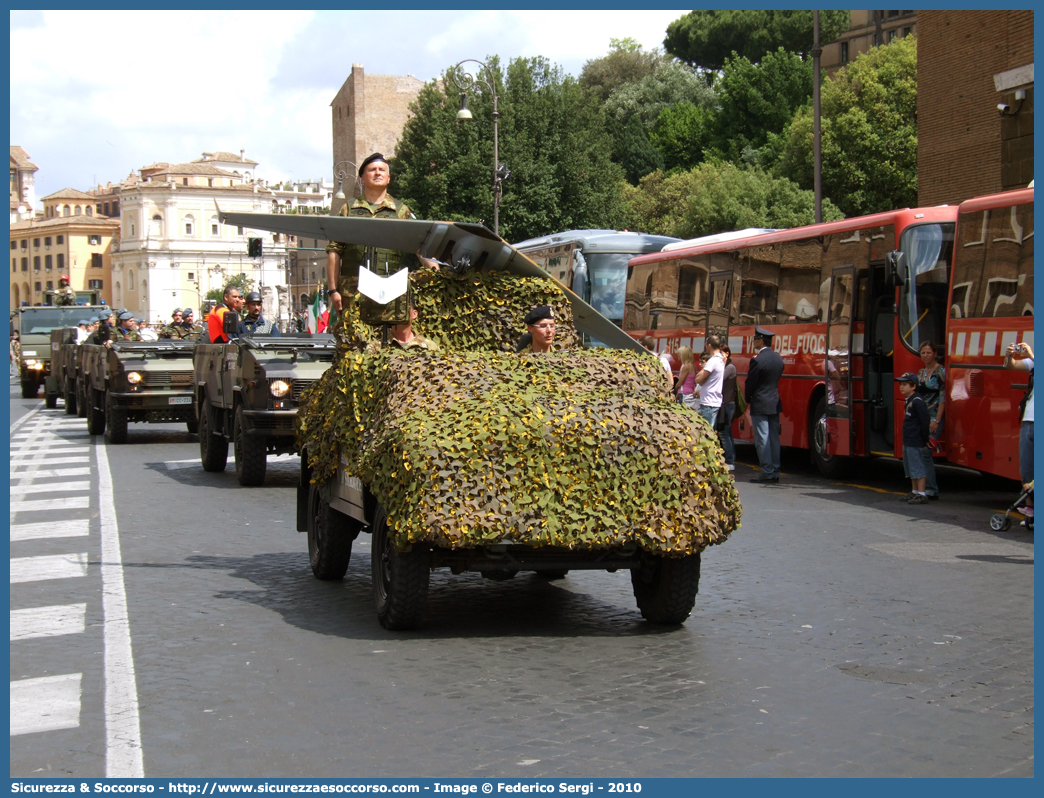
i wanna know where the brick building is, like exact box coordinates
[330,65,424,212]
[917,10,1034,206]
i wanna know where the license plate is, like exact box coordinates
[168,396,192,405]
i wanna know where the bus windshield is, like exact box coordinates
[586,253,629,324]
[898,222,954,353]
[19,307,90,335]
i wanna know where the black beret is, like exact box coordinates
[524,305,553,325]
[358,153,389,176]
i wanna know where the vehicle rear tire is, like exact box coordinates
[307,483,355,580]
[233,405,267,486]
[199,398,228,472]
[64,383,77,415]
[811,396,851,478]
[20,377,38,399]
[631,552,701,625]
[75,380,88,419]
[86,388,106,436]
[185,418,199,435]
[372,503,429,630]
[104,391,128,444]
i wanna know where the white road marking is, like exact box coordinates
[10,520,90,541]
[10,553,89,584]
[10,673,82,736]
[11,481,91,496]
[10,496,90,513]
[95,442,144,777]
[11,431,91,442]
[11,604,87,640]
[11,448,91,459]
[11,440,92,450]
[9,467,92,479]
[9,404,43,434]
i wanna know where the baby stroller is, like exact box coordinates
[990,480,1033,531]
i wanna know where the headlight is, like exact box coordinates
[126,371,143,384]
[270,379,290,397]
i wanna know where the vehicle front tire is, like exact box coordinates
[104,392,128,443]
[233,405,267,486]
[372,503,429,630]
[86,388,106,436]
[199,398,228,472]
[811,396,851,478]
[307,483,355,580]
[631,552,701,625]
[75,380,88,419]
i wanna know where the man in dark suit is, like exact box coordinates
[744,326,785,483]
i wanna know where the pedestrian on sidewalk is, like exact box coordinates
[1004,341,1034,521]
[718,343,737,472]
[898,372,932,504]
[917,342,945,500]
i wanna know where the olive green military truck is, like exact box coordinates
[193,333,337,486]
[15,305,106,399]
[47,327,80,412]
[80,339,197,443]
[212,209,741,633]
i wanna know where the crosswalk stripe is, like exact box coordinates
[10,481,91,496]
[9,467,92,479]
[10,456,91,466]
[10,553,89,583]
[10,496,90,513]
[10,520,90,541]
[11,448,91,459]
[11,604,87,640]
[10,674,82,736]
[11,432,91,441]
[11,440,93,451]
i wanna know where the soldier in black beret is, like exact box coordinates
[519,305,556,354]
[325,153,438,321]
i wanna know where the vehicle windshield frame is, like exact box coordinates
[897,221,955,355]
[18,307,92,335]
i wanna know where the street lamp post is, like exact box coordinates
[447,58,509,238]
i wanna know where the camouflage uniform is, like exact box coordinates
[87,324,114,346]
[366,333,439,355]
[53,287,77,306]
[113,326,143,342]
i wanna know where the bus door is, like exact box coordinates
[863,259,895,454]
[825,266,854,456]
[706,271,732,341]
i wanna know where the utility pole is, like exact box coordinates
[813,10,823,224]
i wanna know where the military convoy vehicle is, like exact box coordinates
[215,209,742,632]
[14,304,106,399]
[193,331,337,486]
[47,327,80,411]
[80,339,197,443]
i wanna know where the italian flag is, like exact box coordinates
[307,291,326,334]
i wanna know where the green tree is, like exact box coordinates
[602,58,715,132]
[622,162,843,239]
[665,10,850,70]
[775,34,917,216]
[205,272,254,302]
[649,101,712,173]
[619,115,664,184]
[707,48,813,164]
[393,56,628,242]
[579,37,666,104]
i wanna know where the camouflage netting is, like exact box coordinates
[298,268,741,556]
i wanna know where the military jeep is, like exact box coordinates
[193,333,337,486]
[80,339,197,442]
[15,304,105,400]
[47,327,80,412]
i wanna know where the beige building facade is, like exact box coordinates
[330,65,424,212]
[10,214,119,309]
[821,10,917,76]
[10,146,38,222]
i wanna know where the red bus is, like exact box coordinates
[626,187,1033,480]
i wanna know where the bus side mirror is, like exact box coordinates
[223,311,240,337]
[886,250,907,287]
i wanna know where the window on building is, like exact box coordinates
[208,178,214,187]
[57,235,64,244]
[88,279,103,290]
[9,241,15,251]
[96,204,102,215]
[74,205,82,215]
[113,201,119,215]
[91,253,102,269]
[237,226,244,236]
[184,216,194,236]
[34,282,41,293]
[211,216,219,236]
[86,206,93,217]
[187,272,195,281]
[63,205,70,216]
[57,253,64,270]
[903,26,912,37]
[12,258,16,273]
[841,42,849,62]
[88,234,101,245]
[45,255,52,270]
[21,258,27,272]
[33,238,40,249]
[46,280,53,291]
[182,178,188,186]
[44,237,51,247]
[888,29,897,42]
[33,256,40,272]
[104,202,110,216]
[20,240,27,251]
[128,270,135,291]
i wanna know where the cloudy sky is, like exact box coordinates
[10,9,685,201]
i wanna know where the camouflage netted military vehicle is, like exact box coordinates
[212,211,741,631]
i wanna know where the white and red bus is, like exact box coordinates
[625,188,1033,480]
